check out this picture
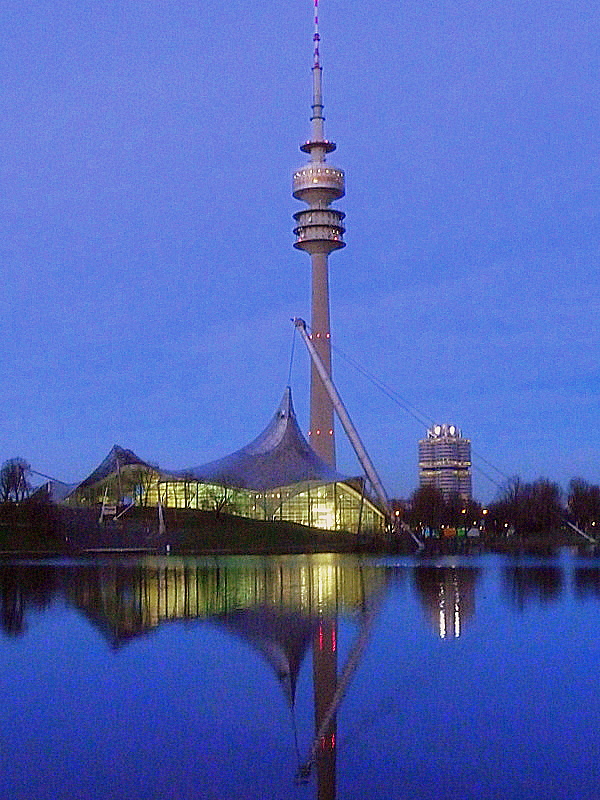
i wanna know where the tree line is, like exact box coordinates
[398,486,482,531]
[402,477,600,537]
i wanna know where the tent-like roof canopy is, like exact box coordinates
[68,389,347,497]
[210,608,316,707]
[176,387,346,491]
[74,445,158,491]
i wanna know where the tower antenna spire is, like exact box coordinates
[311,0,324,143]
[313,0,321,67]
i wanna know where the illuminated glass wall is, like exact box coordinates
[66,472,385,534]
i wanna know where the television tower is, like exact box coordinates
[293,0,345,468]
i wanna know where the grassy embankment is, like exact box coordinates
[0,502,68,554]
[0,503,400,555]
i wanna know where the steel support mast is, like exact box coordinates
[293,318,391,520]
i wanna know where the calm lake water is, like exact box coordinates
[1,551,600,800]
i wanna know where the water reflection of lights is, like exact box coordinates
[437,578,461,639]
[414,567,479,640]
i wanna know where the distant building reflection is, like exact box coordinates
[503,567,564,609]
[413,567,479,639]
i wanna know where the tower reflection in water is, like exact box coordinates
[65,555,389,800]
[413,567,480,639]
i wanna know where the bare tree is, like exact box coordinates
[568,478,600,531]
[179,472,196,509]
[206,476,239,516]
[124,465,159,507]
[0,458,31,503]
[407,485,446,530]
[489,477,563,535]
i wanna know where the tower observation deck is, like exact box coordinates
[293,0,345,468]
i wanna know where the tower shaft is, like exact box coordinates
[313,619,337,800]
[310,252,335,465]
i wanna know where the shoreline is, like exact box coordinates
[0,503,596,558]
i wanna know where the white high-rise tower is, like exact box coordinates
[293,0,345,468]
[419,424,473,501]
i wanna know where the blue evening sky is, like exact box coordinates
[1,0,598,502]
